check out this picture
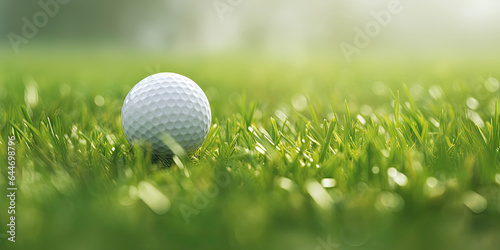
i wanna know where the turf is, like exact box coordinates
[1,51,500,250]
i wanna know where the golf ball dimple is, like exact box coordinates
[121,72,211,156]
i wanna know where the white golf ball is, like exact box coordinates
[121,72,211,156]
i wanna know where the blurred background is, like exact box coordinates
[2,0,500,62]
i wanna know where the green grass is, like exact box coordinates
[1,52,500,250]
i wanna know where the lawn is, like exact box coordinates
[1,50,500,250]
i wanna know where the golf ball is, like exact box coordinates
[121,72,211,156]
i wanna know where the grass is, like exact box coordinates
[1,51,500,250]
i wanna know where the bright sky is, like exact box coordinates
[180,0,500,58]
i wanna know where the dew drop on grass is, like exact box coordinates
[291,94,307,111]
[24,82,39,108]
[387,168,408,186]
[94,95,105,106]
[356,115,366,125]
[137,181,170,215]
[375,191,404,212]
[381,150,390,158]
[321,178,336,188]
[424,177,445,198]
[429,85,444,100]
[405,102,411,109]
[463,191,487,214]
[394,173,408,186]
[467,109,485,128]
[485,77,499,92]
[306,179,333,210]
[276,177,294,191]
[426,177,438,188]
[466,97,480,110]
[387,168,397,177]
